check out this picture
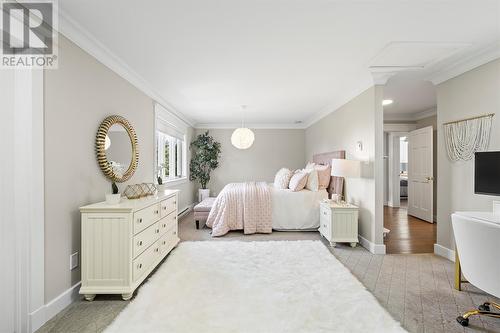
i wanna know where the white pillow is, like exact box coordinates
[305,162,315,170]
[288,171,308,192]
[274,168,293,189]
[304,169,319,191]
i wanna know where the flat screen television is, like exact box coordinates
[475,151,500,196]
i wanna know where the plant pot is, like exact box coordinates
[157,184,167,194]
[198,188,210,202]
[105,193,121,205]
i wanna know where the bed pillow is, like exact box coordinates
[288,170,308,192]
[304,169,319,191]
[305,162,315,170]
[315,164,331,190]
[274,168,293,189]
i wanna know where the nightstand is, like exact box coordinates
[319,201,359,247]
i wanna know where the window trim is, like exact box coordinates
[154,103,189,185]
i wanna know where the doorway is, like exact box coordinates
[382,76,437,254]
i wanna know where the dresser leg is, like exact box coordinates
[350,242,357,248]
[330,241,337,247]
[121,293,133,301]
[84,294,96,302]
[196,220,199,229]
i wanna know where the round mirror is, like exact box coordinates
[96,115,139,182]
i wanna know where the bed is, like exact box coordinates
[206,150,345,236]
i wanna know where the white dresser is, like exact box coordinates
[79,190,180,301]
[319,201,359,248]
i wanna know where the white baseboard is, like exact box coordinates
[179,202,196,218]
[359,235,386,255]
[30,282,81,332]
[434,243,455,262]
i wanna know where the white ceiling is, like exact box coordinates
[383,74,436,116]
[58,0,500,127]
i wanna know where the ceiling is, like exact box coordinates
[383,74,436,117]
[58,0,500,127]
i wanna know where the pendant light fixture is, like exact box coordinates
[231,105,255,149]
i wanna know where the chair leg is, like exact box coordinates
[457,302,500,327]
[195,220,199,229]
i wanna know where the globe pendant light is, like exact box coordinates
[231,105,255,149]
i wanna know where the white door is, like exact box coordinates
[408,126,434,223]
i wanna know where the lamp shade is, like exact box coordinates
[331,158,360,178]
[231,127,255,149]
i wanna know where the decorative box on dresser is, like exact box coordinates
[319,200,359,248]
[79,190,180,301]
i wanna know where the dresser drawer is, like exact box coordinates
[159,225,179,255]
[132,241,161,282]
[133,222,161,258]
[158,212,177,235]
[133,203,161,234]
[160,196,177,217]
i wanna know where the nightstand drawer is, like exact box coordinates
[320,205,331,219]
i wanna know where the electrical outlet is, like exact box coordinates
[70,252,79,270]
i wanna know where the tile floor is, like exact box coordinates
[36,212,500,333]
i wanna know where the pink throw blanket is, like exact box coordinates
[206,182,272,237]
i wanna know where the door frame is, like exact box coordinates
[1,68,45,333]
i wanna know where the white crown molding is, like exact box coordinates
[384,107,436,122]
[428,42,500,85]
[57,8,194,127]
[413,107,437,120]
[194,122,306,129]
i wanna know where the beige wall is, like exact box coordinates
[44,36,195,302]
[305,87,382,245]
[193,129,305,195]
[436,58,500,251]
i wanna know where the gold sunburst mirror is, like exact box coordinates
[96,115,139,182]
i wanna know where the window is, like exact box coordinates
[156,132,186,181]
[155,103,188,183]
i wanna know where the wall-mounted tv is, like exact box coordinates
[475,151,500,196]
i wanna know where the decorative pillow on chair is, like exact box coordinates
[304,169,319,191]
[315,164,331,190]
[274,168,293,189]
[288,171,308,192]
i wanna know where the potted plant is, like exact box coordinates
[190,131,221,202]
[105,181,121,204]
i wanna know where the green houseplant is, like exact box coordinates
[189,131,221,201]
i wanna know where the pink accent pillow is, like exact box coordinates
[315,164,331,190]
[288,171,308,192]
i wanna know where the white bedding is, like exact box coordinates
[270,184,328,230]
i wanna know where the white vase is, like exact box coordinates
[198,189,210,202]
[105,193,121,205]
[157,184,167,193]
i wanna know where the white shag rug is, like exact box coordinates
[106,241,406,333]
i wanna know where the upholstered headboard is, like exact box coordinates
[313,150,345,199]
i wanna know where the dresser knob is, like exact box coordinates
[173,231,176,235]
[155,248,159,252]
[154,210,159,214]
[138,218,143,223]
[138,240,143,246]
[163,223,166,228]
[163,241,166,245]
[156,229,160,233]
[173,201,176,204]
[163,206,166,210]
[138,263,142,269]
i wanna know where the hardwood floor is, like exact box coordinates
[384,200,437,254]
